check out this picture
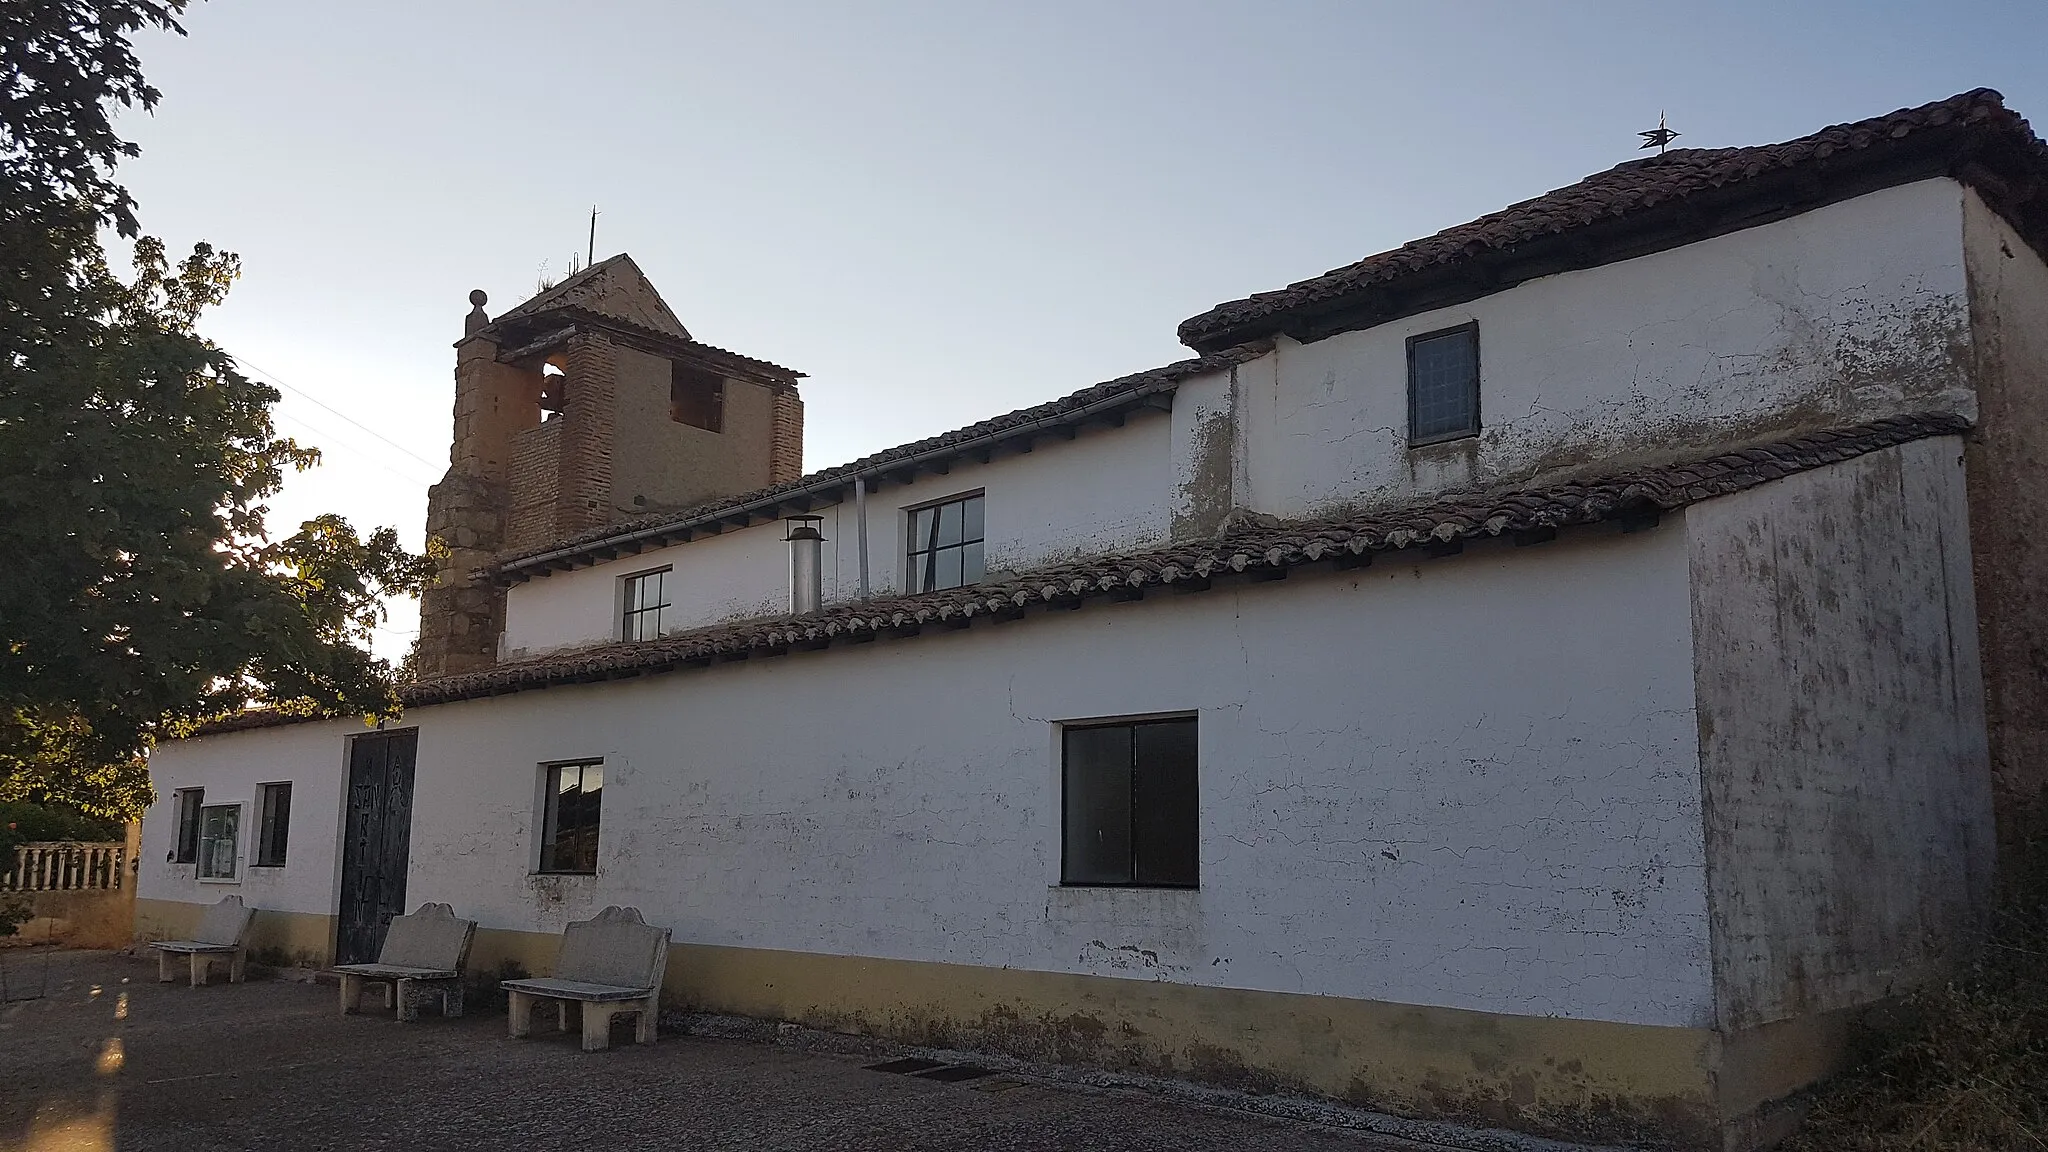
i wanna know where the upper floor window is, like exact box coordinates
[671,363,724,432]
[907,492,985,593]
[1408,323,1479,445]
[621,568,671,641]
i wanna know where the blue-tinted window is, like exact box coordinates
[1408,325,1480,444]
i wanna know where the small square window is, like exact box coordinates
[540,761,603,874]
[1061,716,1198,888]
[622,568,671,641]
[173,788,205,864]
[255,782,292,867]
[671,364,724,432]
[907,493,986,593]
[196,803,241,881]
[1408,323,1480,445]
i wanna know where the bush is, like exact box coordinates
[1783,813,2048,1151]
[0,799,122,859]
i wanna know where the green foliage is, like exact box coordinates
[1784,815,2048,1152]
[0,799,121,859]
[0,1,437,803]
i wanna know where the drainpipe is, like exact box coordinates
[853,475,871,602]
[787,516,824,615]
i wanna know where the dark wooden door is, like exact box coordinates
[336,728,418,964]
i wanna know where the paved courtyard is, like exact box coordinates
[0,951,1426,1152]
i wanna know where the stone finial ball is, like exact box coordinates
[468,289,488,307]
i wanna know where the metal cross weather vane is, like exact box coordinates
[1639,111,1681,154]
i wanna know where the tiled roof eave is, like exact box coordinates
[1177,89,2048,353]
[408,411,1969,709]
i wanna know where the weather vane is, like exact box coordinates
[1639,111,1680,154]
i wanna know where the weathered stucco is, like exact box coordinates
[503,413,1175,653]
[1687,437,1994,1031]
[1237,180,1974,521]
[1961,187,2048,836]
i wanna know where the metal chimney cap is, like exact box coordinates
[784,515,824,541]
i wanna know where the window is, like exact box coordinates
[540,761,603,874]
[621,568,671,641]
[907,493,985,593]
[671,363,724,432]
[173,788,204,864]
[255,782,292,867]
[1061,716,1198,888]
[196,802,241,881]
[1408,323,1480,445]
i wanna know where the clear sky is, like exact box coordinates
[113,0,2048,658]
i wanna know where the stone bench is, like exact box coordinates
[502,906,670,1052]
[332,903,476,1022]
[149,895,254,986]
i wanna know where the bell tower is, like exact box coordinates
[415,255,806,678]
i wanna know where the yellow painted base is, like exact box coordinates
[133,898,335,970]
[125,906,1852,1149]
[469,927,1721,1146]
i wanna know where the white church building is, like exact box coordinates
[137,90,2048,1150]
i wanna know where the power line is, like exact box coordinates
[235,356,445,472]
[269,409,438,489]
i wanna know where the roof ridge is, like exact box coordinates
[1177,88,2041,352]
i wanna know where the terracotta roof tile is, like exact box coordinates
[413,411,1968,708]
[1178,89,2047,352]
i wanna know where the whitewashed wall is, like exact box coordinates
[1689,437,1994,1030]
[502,411,1174,654]
[138,717,364,919]
[416,524,1713,1028]
[1234,179,1975,520]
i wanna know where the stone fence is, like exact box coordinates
[3,842,127,892]
[3,838,137,950]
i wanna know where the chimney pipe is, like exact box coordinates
[786,516,824,615]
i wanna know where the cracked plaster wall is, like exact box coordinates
[503,412,1174,654]
[415,524,1713,1027]
[1236,179,1975,522]
[1688,437,1993,1031]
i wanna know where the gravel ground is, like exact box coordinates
[0,950,1434,1152]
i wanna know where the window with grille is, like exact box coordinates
[255,782,292,867]
[906,492,985,593]
[540,761,603,874]
[1408,323,1480,445]
[196,802,241,881]
[671,363,724,432]
[1061,716,1199,888]
[621,568,671,641]
[173,788,204,864]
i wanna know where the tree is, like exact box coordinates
[0,1,437,818]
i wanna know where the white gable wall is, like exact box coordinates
[1236,179,1974,520]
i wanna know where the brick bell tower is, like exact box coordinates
[416,255,806,678]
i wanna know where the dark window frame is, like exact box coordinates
[254,781,292,868]
[670,363,725,433]
[1406,321,1481,447]
[905,491,986,593]
[538,760,604,875]
[173,788,204,864]
[1059,714,1200,890]
[621,567,672,641]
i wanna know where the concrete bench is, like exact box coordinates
[502,906,670,1051]
[149,895,254,986]
[332,903,476,1022]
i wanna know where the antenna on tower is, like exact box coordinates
[588,205,599,265]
